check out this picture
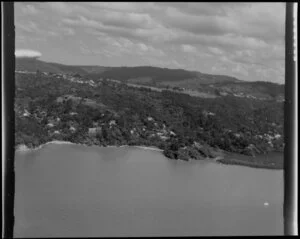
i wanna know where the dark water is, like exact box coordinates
[14,144,283,237]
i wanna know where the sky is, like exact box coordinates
[15,2,285,83]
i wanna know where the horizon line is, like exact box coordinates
[15,57,285,85]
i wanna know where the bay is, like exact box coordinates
[14,144,283,237]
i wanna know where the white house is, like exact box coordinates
[147,116,154,121]
[109,120,116,126]
[47,123,54,128]
[23,109,31,117]
[88,127,101,136]
[70,126,76,132]
[274,134,281,139]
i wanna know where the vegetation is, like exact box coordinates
[15,70,284,169]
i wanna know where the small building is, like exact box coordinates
[147,117,154,121]
[88,127,101,136]
[70,126,76,132]
[23,109,31,117]
[54,130,60,134]
[202,110,215,117]
[109,120,116,126]
[47,123,54,128]
[274,134,281,139]
[220,92,228,96]
[88,128,97,136]
[159,135,169,141]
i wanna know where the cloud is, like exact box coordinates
[46,2,74,15]
[21,4,39,15]
[14,2,286,83]
[208,47,224,56]
[16,21,40,33]
[181,44,197,53]
[163,6,239,37]
[159,2,284,44]
[232,63,249,76]
[15,49,42,59]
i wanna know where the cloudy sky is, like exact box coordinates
[15,2,285,83]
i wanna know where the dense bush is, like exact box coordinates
[15,72,284,162]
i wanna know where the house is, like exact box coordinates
[202,110,215,117]
[220,92,228,96]
[88,127,102,136]
[70,126,76,132]
[159,135,169,141]
[23,109,31,117]
[274,134,281,139]
[147,116,154,121]
[54,130,60,134]
[88,128,97,136]
[47,123,54,128]
[109,120,116,126]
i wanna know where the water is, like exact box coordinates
[14,144,283,237]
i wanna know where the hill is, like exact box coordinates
[15,58,284,101]
[15,58,241,85]
[86,66,242,85]
[16,58,106,75]
[14,71,284,168]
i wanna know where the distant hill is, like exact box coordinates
[212,81,285,98]
[86,66,242,86]
[15,58,241,85]
[15,58,106,75]
[15,58,284,100]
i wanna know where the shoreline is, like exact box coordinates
[15,141,163,153]
[15,140,77,152]
[15,141,282,170]
[215,158,283,170]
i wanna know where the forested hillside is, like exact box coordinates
[16,58,284,101]
[15,71,284,169]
